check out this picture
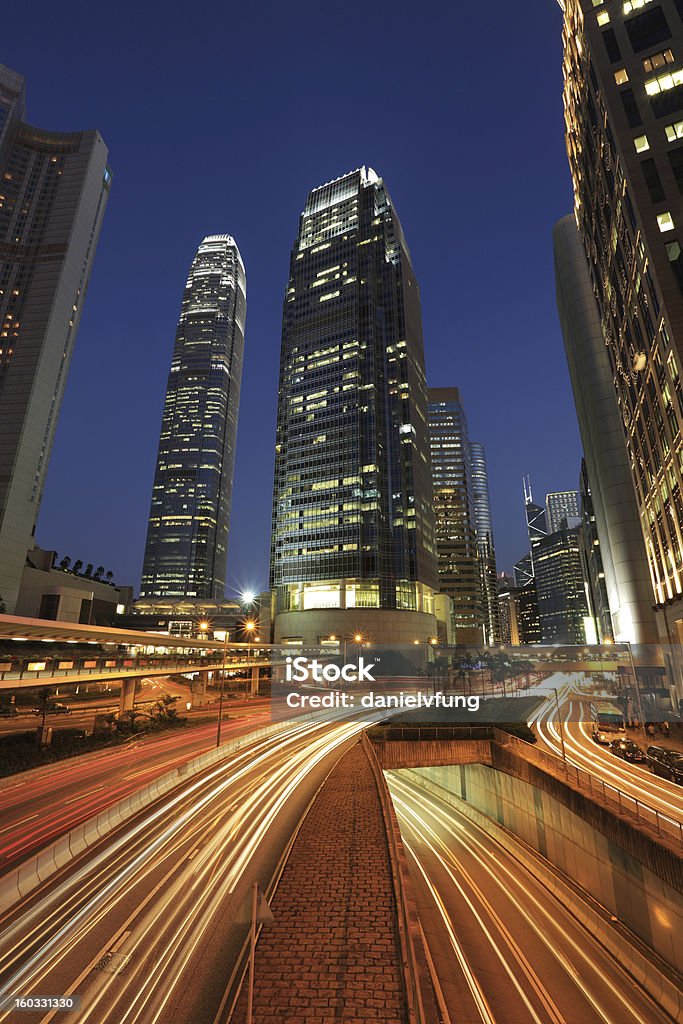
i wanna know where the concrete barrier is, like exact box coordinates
[0,714,318,916]
[400,768,683,1023]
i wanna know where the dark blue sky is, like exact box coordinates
[10,0,581,595]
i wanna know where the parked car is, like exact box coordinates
[609,738,645,764]
[646,745,683,784]
[31,702,71,716]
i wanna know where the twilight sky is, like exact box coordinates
[8,0,581,596]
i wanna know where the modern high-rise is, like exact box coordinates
[0,64,110,614]
[546,489,580,532]
[140,236,246,599]
[270,168,439,645]
[428,388,484,645]
[470,442,501,644]
[534,523,591,645]
[579,458,614,643]
[554,215,658,644]
[523,477,549,574]
[561,0,683,667]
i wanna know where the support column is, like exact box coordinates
[250,665,260,695]
[119,678,136,713]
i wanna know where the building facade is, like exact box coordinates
[534,523,591,644]
[523,477,549,574]
[0,63,110,614]
[270,168,439,645]
[428,388,484,645]
[546,489,581,532]
[140,235,246,600]
[561,0,683,673]
[554,214,658,644]
[578,458,614,642]
[470,441,501,644]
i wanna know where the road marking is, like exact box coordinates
[0,813,38,836]
[64,785,105,805]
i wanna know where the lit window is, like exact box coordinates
[614,68,629,85]
[645,70,683,95]
[597,10,610,23]
[634,134,650,152]
[665,119,683,142]
[623,0,653,12]
[658,212,675,232]
[592,0,604,6]
[643,49,675,73]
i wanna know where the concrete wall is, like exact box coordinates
[407,760,683,974]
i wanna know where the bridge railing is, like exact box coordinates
[493,728,683,847]
[0,651,269,683]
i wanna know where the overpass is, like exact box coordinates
[0,613,269,710]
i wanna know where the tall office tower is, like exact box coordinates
[514,553,534,587]
[0,64,110,614]
[579,458,614,642]
[546,489,580,532]
[140,236,246,600]
[498,580,520,645]
[470,442,501,644]
[428,388,484,646]
[270,168,439,645]
[534,524,591,644]
[561,1,683,658]
[523,477,549,574]
[554,216,659,645]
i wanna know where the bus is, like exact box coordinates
[590,701,626,744]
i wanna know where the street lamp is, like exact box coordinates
[216,629,229,748]
[552,686,567,763]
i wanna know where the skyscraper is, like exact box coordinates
[553,214,658,644]
[470,441,501,644]
[561,0,683,665]
[140,235,246,600]
[523,477,549,574]
[546,489,580,533]
[428,388,484,645]
[270,168,438,645]
[0,64,110,614]
[534,523,591,645]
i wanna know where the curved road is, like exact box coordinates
[388,771,674,1024]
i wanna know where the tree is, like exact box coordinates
[72,559,83,575]
[36,687,54,736]
[105,570,114,583]
[84,563,93,578]
[93,566,104,581]
[58,556,71,571]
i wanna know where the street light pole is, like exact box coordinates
[626,642,647,743]
[553,686,567,763]
[215,629,229,748]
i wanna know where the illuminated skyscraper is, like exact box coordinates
[546,489,580,532]
[270,167,438,645]
[0,63,110,614]
[428,388,484,645]
[470,441,501,644]
[561,0,683,662]
[140,236,246,599]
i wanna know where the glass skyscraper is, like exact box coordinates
[0,63,110,614]
[270,168,438,645]
[545,489,580,533]
[470,442,501,644]
[428,388,484,645]
[140,235,246,599]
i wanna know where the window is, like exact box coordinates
[668,147,683,192]
[598,10,611,23]
[634,133,651,150]
[602,28,621,59]
[643,48,675,71]
[625,7,672,53]
[624,0,653,10]
[642,157,666,201]
[658,211,675,231]
[665,118,683,140]
[621,88,644,126]
[615,68,630,84]
[645,69,683,94]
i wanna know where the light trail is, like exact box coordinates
[388,772,674,1024]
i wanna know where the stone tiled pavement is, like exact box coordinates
[230,740,407,1023]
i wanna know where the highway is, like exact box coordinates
[529,674,683,831]
[388,771,674,1024]
[0,716,363,1024]
[0,701,272,871]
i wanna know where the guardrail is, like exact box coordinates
[493,728,683,847]
[0,653,270,683]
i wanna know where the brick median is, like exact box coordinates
[230,740,407,1023]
